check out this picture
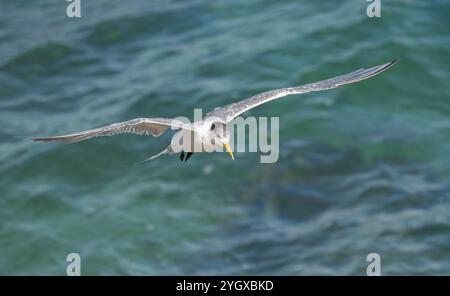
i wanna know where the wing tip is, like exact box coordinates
[384,58,400,70]
[32,137,60,143]
[32,135,78,143]
[365,58,400,80]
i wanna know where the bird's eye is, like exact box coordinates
[210,123,215,130]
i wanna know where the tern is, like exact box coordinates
[33,59,398,162]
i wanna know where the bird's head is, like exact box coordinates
[208,121,234,160]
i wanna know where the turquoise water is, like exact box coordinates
[1,0,450,275]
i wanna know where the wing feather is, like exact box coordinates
[33,117,192,143]
[207,59,399,123]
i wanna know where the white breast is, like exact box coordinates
[170,124,220,153]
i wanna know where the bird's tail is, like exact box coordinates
[142,145,175,162]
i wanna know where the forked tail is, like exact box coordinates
[143,145,175,162]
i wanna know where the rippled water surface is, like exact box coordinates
[0,0,450,275]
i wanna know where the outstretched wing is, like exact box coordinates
[33,117,192,143]
[207,59,399,123]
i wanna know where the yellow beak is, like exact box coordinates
[223,143,235,160]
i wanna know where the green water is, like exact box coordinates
[0,0,450,275]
